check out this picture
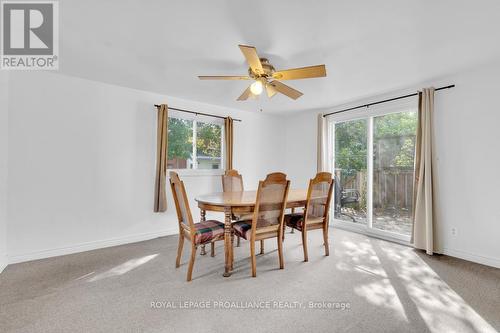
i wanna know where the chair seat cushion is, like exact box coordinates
[284,213,304,231]
[194,220,224,245]
[233,221,252,240]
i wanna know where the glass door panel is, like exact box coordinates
[372,112,417,236]
[334,119,368,225]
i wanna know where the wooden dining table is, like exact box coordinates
[195,189,308,277]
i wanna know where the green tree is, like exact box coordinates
[394,138,415,168]
[335,119,367,176]
[374,112,417,169]
[196,122,222,157]
[167,118,192,160]
[335,112,417,173]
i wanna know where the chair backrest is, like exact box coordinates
[305,172,334,224]
[251,172,290,238]
[169,172,195,233]
[222,169,244,192]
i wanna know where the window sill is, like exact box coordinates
[167,168,225,177]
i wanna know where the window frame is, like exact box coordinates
[327,97,418,244]
[166,114,225,177]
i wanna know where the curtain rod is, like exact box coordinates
[154,105,242,122]
[323,84,455,117]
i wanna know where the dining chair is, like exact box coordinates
[170,172,225,281]
[222,169,244,192]
[221,169,253,248]
[284,172,334,262]
[232,172,290,277]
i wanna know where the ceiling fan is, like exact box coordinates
[198,45,327,101]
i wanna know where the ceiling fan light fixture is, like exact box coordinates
[198,44,327,101]
[250,80,264,95]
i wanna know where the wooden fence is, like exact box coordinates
[337,168,414,212]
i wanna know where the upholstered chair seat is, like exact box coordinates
[284,213,325,232]
[284,213,305,231]
[193,220,225,245]
[233,221,252,240]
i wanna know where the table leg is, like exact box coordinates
[230,229,234,271]
[200,209,207,255]
[223,207,233,277]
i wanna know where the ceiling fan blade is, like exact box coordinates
[269,81,303,100]
[238,44,264,75]
[198,75,251,80]
[266,83,277,98]
[272,65,326,80]
[237,86,253,101]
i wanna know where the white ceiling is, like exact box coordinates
[60,0,500,114]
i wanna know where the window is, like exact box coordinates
[167,113,224,170]
[195,121,223,170]
[331,99,418,240]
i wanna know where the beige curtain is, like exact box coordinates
[154,104,168,212]
[317,113,330,172]
[224,116,234,170]
[412,88,435,254]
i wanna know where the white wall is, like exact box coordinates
[6,72,285,264]
[284,111,318,189]
[283,60,500,268]
[5,62,499,269]
[0,72,8,273]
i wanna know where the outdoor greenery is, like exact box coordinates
[374,112,417,169]
[393,138,416,168]
[167,117,222,161]
[334,112,418,217]
[167,118,193,160]
[196,122,222,158]
[335,112,418,175]
[335,119,367,177]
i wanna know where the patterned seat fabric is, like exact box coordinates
[233,221,253,240]
[284,213,305,231]
[193,220,224,245]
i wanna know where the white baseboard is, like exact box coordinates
[0,255,7,274]
[5,228,498,270]
[7,228,178,265]
[441,247,500,269]
[332,224,500,269]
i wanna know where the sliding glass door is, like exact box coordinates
[332,104,417,241]
[372,112,417,236]
[333,119,368,225]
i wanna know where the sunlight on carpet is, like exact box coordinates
[339,236,496,333]
[88,254,159,282]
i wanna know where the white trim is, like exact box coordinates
[441,248,500,269]
[0,255,7,274]
[7,228,178,265]
[192,121,198,169]
[334,220,500,268]
[367,117,374,229]
[169,169,224,177]
[333,219,411,245]
[221,122,225,170]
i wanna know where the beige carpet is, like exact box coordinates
[1,228,499,333]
